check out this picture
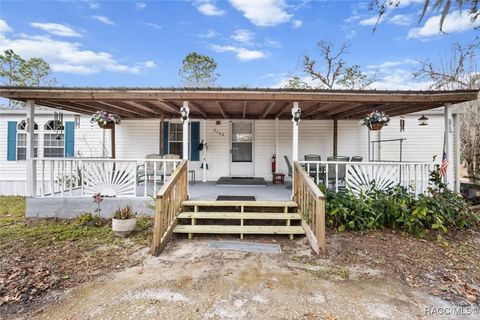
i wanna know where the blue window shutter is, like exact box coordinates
[163,122,169,155]
[65,121,75,157]
[7,121,17,161]
[190,122,200,161]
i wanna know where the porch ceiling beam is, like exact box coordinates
[35,100,96,115]
[331,103,384,119]
[67,100,138,118]
[314,102,364,119]
[154,100,181,115]
[260,102,275,119]
[216,101,228,119]
[123,101,162,116]
[139,101,174,118]
[275,102,291,118]
[303,102,343,118]
[1,88,476,104]
[242,101,247,119]
[189,101,208,119]
[386,103,443,118]
[97,101,154,118]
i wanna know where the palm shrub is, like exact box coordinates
[322,169,479,236]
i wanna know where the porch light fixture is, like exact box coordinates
[418,114,429,126]
[180,106,190,123]
[292,108,301,125]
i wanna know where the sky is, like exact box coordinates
[0,0,478,89]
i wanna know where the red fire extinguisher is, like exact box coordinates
[271,154,276,173]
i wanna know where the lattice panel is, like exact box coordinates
[82,161,136,196]
[346,164,399,195]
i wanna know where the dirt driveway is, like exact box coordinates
[24,236,477,320]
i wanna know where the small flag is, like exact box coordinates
[441,139,448,177]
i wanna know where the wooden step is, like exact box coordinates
[178,212,302,220]
[173,225,305,235]
[182,200,298,207]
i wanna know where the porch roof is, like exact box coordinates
[0,86,477,120]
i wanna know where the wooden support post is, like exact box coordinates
[240,205,244,240]
[202,119,207,182]
[292,102,300,161]
[453,113,461,193]
[443,104,453,187]
[182,101,190,160]
[111,124,116,159]
[26,100,36,197]
[333,119,338,157]
[159,115,164,155]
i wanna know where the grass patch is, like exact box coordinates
[0,196,153,316]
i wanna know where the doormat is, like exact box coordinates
[207,241,281,254]
[216,195,256,201]
[216,177,266,186]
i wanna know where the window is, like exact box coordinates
[17,120,38,160]
[169,123,184,158]
[44,120,64,158]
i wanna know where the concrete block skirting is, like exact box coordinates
[26,197,154,219]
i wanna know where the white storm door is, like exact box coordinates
[230,122,254,176]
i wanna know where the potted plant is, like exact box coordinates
[360,110,390,130]
[91,111,121,129]
[112,205,137,237]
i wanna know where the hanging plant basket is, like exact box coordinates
[368,122,386,131]
[98,121,115,129]
[360,110,390,131]
[91,111,121,129]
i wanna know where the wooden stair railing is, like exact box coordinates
[293,161,326,255]
[151,160,188,256]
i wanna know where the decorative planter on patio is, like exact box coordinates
[112,218,137,237]
[368,122,386,131]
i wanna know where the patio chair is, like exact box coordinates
[163,154,181,178]
[327,156,350,189]
[284,155,293,190]
[137,154,163,185]
[350,156,363,162]
[304,154,323,183]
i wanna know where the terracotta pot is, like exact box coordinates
[368,122,385,131]
[112,218,137,237]
[98,122,114,129]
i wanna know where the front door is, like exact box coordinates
[230,122,254,176]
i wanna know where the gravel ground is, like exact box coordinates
[21,236,478,320]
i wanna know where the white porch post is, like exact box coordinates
[443,104,453,187]
[292,102,300,161]
[202,119,207,182]
[26,100,36,197]
[275,117,279,166]
[182,101,190,160]
[453,113,461,192]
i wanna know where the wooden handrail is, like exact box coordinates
[293,161,326,255]
[151,160,188,256]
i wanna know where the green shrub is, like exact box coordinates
[75,212,101,227]
[113,205,136,220]
[322,169,479,236]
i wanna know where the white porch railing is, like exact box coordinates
[32,158,183,198]
[299,161,438,196]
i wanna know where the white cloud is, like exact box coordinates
[136,2,147,10]
[210,44,267,61]
[197,1,225,16]
[264,38,281,48]
[144,60,156,68]
[371,69,432,90]
[367,59,418,69]
[292,19,302,28]
[198,29,219,38]
[144,22,162,29]
[359,15,384,26]
[30,22,82,37]
[408,10,480,38]
[86,1,99,9]
[0,32,152,75]
[397,0,423,7]
[231,29,254,45]
[389,14,413,26]
[0,19,13,33]
[229,0,292,26]
[92,15,116,26]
